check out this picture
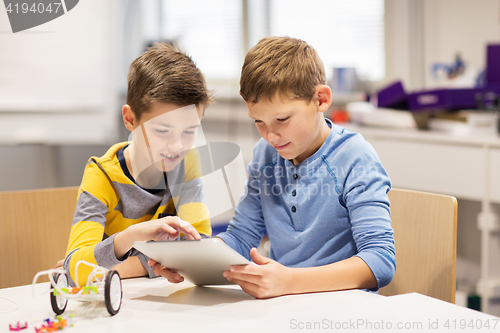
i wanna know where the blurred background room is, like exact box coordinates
[1,0,500,315]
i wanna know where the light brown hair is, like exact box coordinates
[127,43,212,120]
[240,36,326,104]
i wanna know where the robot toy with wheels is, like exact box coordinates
[32,261,122,316]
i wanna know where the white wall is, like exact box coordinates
[423,0,500,88]
[0,0,120,144]
[384,0,500,91]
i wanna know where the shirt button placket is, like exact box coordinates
[291,173,298,214]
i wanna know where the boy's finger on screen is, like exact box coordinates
[183,228,201,240]
[182,225,201,239]
[155,232,175,242]
[184,233,196,241]
[159,224,177,235]
[164,216,193,230]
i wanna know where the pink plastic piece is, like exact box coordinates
[8,321,27,331]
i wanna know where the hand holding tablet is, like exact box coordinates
[133,238,251,285]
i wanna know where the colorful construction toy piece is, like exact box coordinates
[34,315,74,333]
[8,321,27,331]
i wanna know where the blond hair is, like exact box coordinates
[240,36,326,104]
[127,43,212,120]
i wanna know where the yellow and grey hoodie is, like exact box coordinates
[63,142,211,286]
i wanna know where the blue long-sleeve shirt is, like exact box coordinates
[217,119,396,289]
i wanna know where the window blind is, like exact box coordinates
[270,0,385,81]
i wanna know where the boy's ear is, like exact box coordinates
[122,105,137,131]
[316,85,332,113]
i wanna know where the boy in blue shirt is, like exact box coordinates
[151,36,395,298]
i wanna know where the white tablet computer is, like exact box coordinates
[133,238,251,286]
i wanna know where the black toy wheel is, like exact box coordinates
[50,273,68,315]
[104,270,122,316]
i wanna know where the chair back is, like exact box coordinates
[379,188,457,303]
[0,187,78,288]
